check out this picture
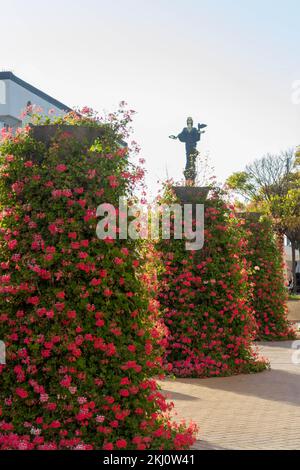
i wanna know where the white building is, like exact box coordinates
[0,71,71,130]
[284,235,300,280]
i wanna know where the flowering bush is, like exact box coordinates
[156,185,267,378]
[0,110,196,449]
[240,215,295,340]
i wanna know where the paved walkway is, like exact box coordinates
[160,341,300,450]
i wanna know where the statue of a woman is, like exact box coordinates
[170,117,207,186]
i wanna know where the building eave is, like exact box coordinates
[0,72,72,112]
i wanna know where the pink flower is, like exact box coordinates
[90,278,102,287]
[68,232,77,239]
[48,224,58,235]
[8,239,18,250]
[107,175,119,188]
[103,443,114,450]
[81,106,92,114]
[78,199,86,208]
[56,164,67,173]
[78,397,87,405]
[87,169,96,179]
[116,439,127,449]
[67,310,76,319]
[56,291,65,299]
[103,288,113,297]
[55,302,65,312]
[46,310,54,319]
[60,375,72,388]
[11,181,24,194]
[15,387,28,399]
[40,393,49,403]
[47,403,57,411]
[74,187,84,194]
[26,296,40,306]
[50,420,61,428]
[95,415,105,423]
[71,242,80,249]
[51,189,62,198]
[120,377,131,385]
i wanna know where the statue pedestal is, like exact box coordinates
[172,186,210,204]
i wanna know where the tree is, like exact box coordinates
[226,150,296,210]
[226,149,300,292]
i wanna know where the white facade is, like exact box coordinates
[284,236,300,262]
[0,72,70,131]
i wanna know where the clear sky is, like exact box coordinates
[2,0,300,194]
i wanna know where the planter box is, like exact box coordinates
[30,124,106,151]
[172,186,210,204]
[236,212,263,221]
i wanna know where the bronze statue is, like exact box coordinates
[169,117,207,186]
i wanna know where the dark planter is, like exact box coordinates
[172,186,210,204]
[236,212,263,220]
[30,124,106,149]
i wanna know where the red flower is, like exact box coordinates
[15,388,28,399]
[107,175,119,188]
[26,296,40,306]
[67,310,76,319]
[50,420,61,428]
[56,164,67,172]
[48,224,58,235]
[8,239,18,250]
[56,291,65,299]
[116,439,127,449]
[60,375,72,388]
[68,232,77,239]
[103,443,114,450]
[90,278,101,287]
[103,288,113,297]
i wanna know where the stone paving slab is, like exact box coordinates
[159,341,300,450]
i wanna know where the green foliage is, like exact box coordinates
[155,185,268,378]
[226,171,256,200]
[0,118,196,449]
[241,215,296,341]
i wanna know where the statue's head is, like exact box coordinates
[186,117,193,129]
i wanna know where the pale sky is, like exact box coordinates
[2,0,300,194]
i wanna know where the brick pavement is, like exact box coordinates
[159,341,300,450]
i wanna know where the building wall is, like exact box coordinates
[284,236,300,284]
[0,79,67,130]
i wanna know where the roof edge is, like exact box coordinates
[0,72,72,112]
